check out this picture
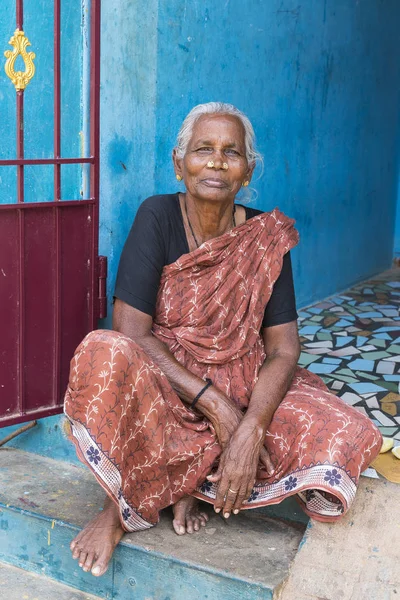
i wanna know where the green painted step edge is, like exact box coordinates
[0,503,275,600]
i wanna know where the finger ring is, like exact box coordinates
[228,488,238,494]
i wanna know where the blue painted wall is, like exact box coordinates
[394,186,400,258]
[99,0,400,323]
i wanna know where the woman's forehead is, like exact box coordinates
[189,114,245,145]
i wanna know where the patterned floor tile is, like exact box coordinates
[299,268,400,440]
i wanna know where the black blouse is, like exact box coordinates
[114,193,298,328]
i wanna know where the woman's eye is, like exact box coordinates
[197,147,213,153]
[225,149,239,156]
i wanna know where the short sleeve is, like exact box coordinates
[114,203,166,316]
[262,252,298,328]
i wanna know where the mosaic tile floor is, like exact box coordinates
[298,268,400,442]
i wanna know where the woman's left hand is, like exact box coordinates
[207,420,269,518]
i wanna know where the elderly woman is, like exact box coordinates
[64,102,382,577]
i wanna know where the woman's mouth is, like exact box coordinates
[201,178,227,188]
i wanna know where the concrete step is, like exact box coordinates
[0,448,307,600]
[0,561,103,600]
[275,477,400,600]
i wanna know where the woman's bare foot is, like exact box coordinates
[70,496,125,576]
[172,496,209,535]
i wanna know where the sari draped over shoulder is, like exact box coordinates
[64,209,381,532]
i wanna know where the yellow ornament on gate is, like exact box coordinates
[4,29,36,92]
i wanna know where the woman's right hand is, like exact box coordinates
[203,388,274,473]
[208,392,243,449]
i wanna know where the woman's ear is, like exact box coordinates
[246,161,256,184]
[172,148,183,179]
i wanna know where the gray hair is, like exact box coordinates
[175,102,263,168]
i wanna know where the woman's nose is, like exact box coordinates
[209,151,224,168]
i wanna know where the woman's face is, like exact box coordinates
[173,114,254,204]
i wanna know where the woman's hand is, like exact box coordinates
[205,387,275,469]
[208,394,274,469]
[207,419,272,517]
[205,390,243,449]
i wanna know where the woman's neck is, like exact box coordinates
[182,192,235,243]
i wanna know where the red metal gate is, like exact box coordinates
[0,0,106,427]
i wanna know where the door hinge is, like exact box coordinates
[98,255,108,319]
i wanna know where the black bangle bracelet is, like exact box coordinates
[190,378,212,409]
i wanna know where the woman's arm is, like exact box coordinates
[113,299,243,447]
[210,320,300,516]
[242,320,300,432]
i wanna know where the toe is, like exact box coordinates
[91,554,109,577]
[83,551,96,572]
[186,517,194,534]
[193,518,200,532]
[172,519,186,536]
[199,512,208,526]
[72,546,81,560]
[78,550,88,568]
[70,531,83,552]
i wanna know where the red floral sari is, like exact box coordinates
[64,209,381,531]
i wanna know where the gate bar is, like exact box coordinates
[54,0,61,200]
[0,158,94,166]
[0,199,95,211]
[89,0,101,325]
[16,92,24,202]
[18,209,25,415]
[16,0,24,203]
[90,0,101,203]
[53,0,62,405]
[16,0,25,415]
[16,0,23,29]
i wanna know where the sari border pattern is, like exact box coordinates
[194,463,357,519]
[67,415,153,532]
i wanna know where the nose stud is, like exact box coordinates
[207,160,229,170]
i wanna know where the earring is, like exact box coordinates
[176,174,182,181]
[242,180,249,187]
[207,161,215,168]
[222,163,229,170]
